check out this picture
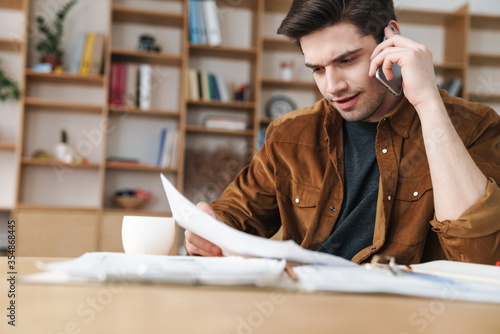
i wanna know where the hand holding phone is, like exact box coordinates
[375,37,403,96]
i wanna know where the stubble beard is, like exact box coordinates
[328,85,387,122]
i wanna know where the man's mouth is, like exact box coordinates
[333,93,361,109]
[334,93,359,103]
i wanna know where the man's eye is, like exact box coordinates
[341,57,357,64]
[312,67,324,74]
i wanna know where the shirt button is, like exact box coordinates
[295,198,300,204]
[329,206,335,211]
[387,195,392,201]
[413,191,419,197]
[382,148,388,154]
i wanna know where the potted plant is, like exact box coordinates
[35,0,78,68]
[0,60,20,102]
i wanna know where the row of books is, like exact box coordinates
[157,128,179,168]
[187,69,251,102]
[69,31,105,76]
[109,62,152,110]
[188,0,221,46]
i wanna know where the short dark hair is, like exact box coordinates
[277,0,397,46]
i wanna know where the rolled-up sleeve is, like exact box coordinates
[430,178,500,264]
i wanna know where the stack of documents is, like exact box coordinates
[23,252,287,287]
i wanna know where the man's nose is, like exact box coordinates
[325,67,348,96]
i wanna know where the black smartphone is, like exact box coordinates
[375,37,403,96]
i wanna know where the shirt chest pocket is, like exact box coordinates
[276,176,322,224]
[395,172,433,202]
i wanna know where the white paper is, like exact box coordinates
[293,264,500,304]
[24,252,287,286]
[160,174,355,267]
[410,260,500,286]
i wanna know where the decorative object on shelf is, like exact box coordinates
[280,60,295,81]
[31,149,53,160]
[31,63,53,73]
[112,188,152,210]
[54,129,81,164]
[138,34,161,53]
[265,95,297,118]
[0,60,20,102]
[35,0,78,69]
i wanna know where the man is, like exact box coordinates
[186,0,500,264]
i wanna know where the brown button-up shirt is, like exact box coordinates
[212,90,500,265]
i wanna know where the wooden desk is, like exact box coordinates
[2,257,500,333]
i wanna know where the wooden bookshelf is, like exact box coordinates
[24,97,104,114]
[25,69,105,86]
[111,48,183,66]
[0,142,16,151]
[185,125,255,136]
[21,157,101,169]
[0,0,23,10]
[189,45,258,59]
[0,37,23,52]
[187,99,256,110]
[106,162,178,173]
[108,106,181,118]
[112,4,184,27]
[469,53,500,67]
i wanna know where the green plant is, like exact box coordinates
[35,0,78,59]
[0,60,20,102]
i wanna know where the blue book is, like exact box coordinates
[188,0,200,44]
[209,72,220,100]
[157,128,167,167]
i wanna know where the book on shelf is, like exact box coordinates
[139,64,152,110]
[71,32,105,76]
[157,128,179,168]
[109,62,151,109]
[188,0,221,46]
[106,156,150,168]
[187,68,230,102]
[203,115,249,130]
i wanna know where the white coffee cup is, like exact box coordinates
[122,216,176,255]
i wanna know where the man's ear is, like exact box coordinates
[388,20,401,35]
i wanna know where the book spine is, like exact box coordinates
[90,33,104,75]
[197,0,208,44]
[79,32,96,76]
[125,63,139,107]
[188,68,199,101]
[109,62,119,105]
[188,0,200,44]
[117,63,127,106]
[214,73,229,102]
[69,31,86,74]
[139,64,152,110]
[203,0,222,46]
[209,73,220,100]
[201,70,210,101]
[157,128,167,167]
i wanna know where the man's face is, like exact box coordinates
[301,22,391,122]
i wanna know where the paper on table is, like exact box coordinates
[23,252,287,286]
[410,260,500,286]
[160,174,354,267]
[293,265,500,304]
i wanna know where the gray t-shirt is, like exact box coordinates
[316,120,379,260]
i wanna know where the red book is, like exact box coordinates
[117,63,127,106]
[109,62,119,105]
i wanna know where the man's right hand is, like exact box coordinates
[184,202,223,256]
